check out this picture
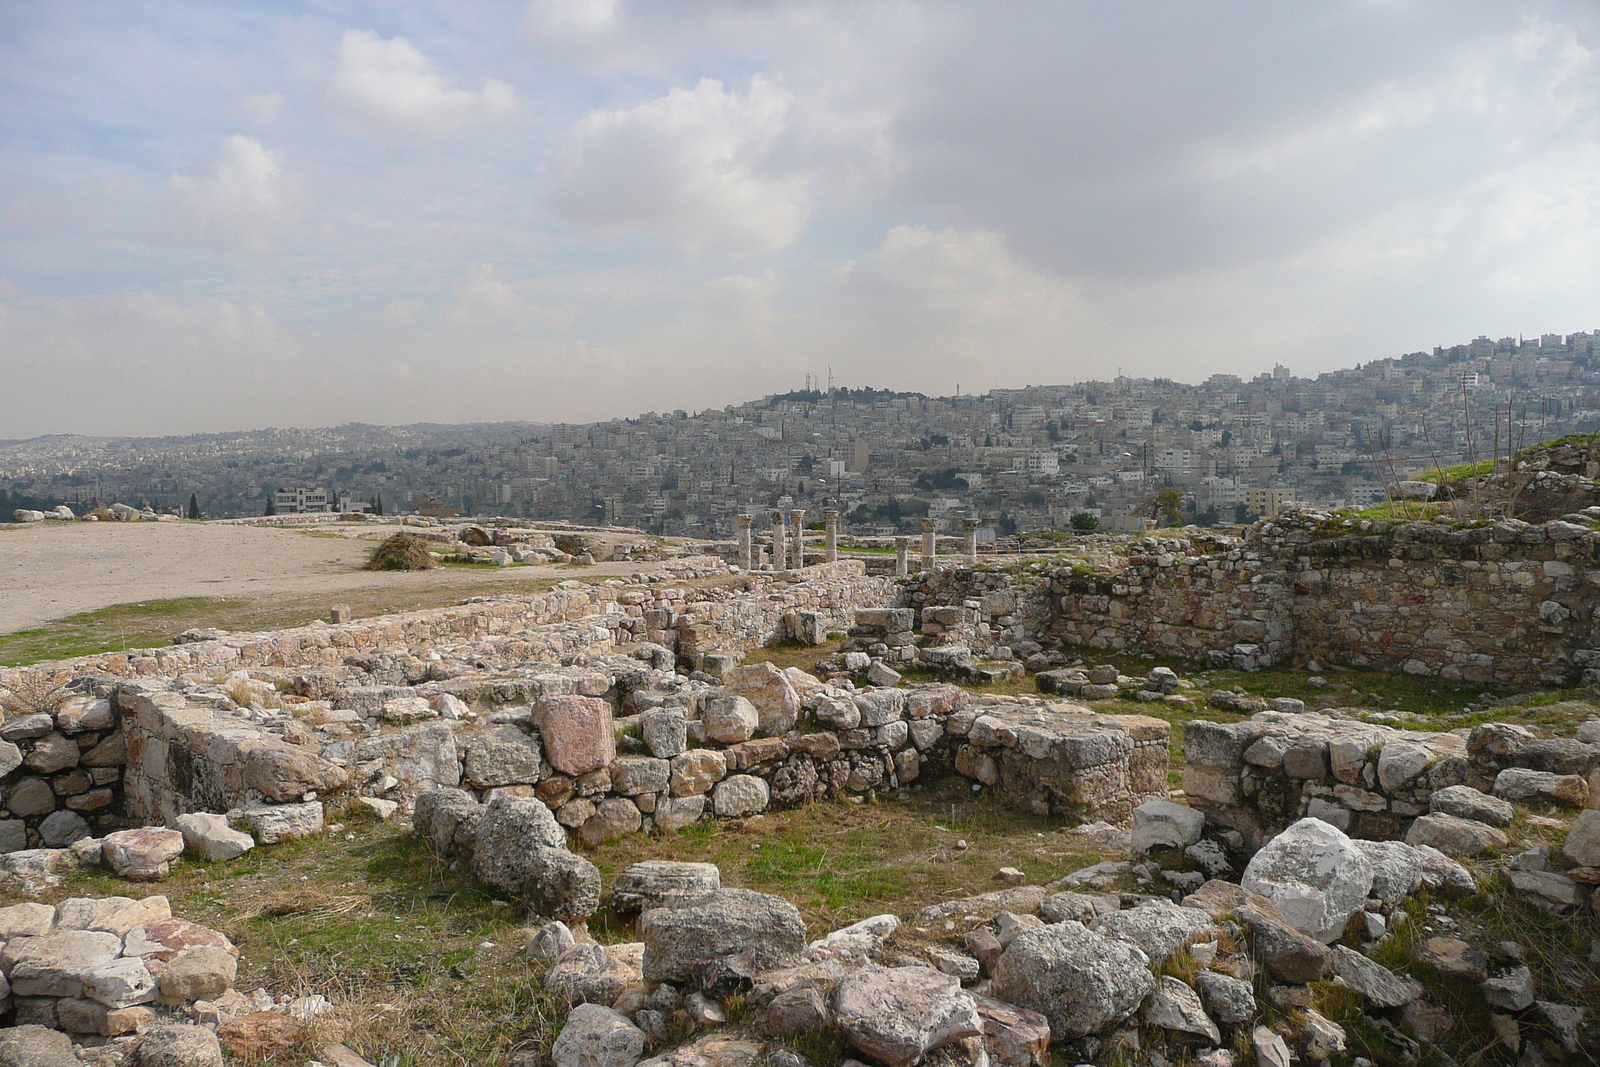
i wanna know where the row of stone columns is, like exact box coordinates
[735,509,840,570]
[735,511,975,572]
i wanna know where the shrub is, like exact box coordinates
[0,669,71,719]
[366,533,440,571]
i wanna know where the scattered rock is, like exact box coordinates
[102,828,185,882]
[175,813,254,862]
[610,860,721,914]
[1429,784,1513,827]
[991,920,1156,1040]
[1330,945,1416,1007]
[550,1003,646,1067]
[833,964,983,1067]
[138,1024,224,1067]
[1405,813,1509,857]
[1144,975,1220,1043]
[1241,817,1374,943]
[639,888,806,984]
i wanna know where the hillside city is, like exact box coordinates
[4,330,1599,538]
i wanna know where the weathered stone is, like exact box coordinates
[39,809,91,848]
[1351,840,1423,903]
[640,707,688,759]
[535,695,616,776]
[137,1024,224,1067]
[350,722,458,793]
[670,749,728,796]
[176,813,254,862]
[1241,817,1374,943]
[1301,1008,1347,1060]
[3,930,123,997]
[470,797,599,920]
[550,1004,645,1067]
[1429,784,1513,827]
[24,732,81,773]
[460,726,543,788]
[1091,902,1217,965]
[639,887,806,984]
[1144,975,1220,1043]
[577,798,643,846]
[830,965,980,1067]
[721,663,802,736]
[1405,813,1508,857]
[1493,767,1590,807]
[0,1025,78,1067]
[1561,808,1600,868]
[768,984,830,1034]
[1482,964,1536,1011]
[1252,1026,1292,1067]
[991,920,1155,1040]
[57,895,170,937]
[0,901,56,938]
[612,757,671,796]
[971,993,1051,1067]
[412,787,482,858]
[7,776,57,816]
[712,774,770,817]
[1194,970,1256,1026]
[1233,901,1330,984]
[702,695,760,744]
[1130,800,1205,854]
[157,946,237,1000]
[810,914,900,960]
[103,827,186,881]
[610,860,721,914]
[1418,937,1487,983]
[1330,945,1416,1007]
[239,801,324,845]
[1414,843,1478,895]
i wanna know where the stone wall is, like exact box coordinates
[905,516,1600,687]
[1184,710,1600,847]
[0,695,124,851]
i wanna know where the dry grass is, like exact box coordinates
[366,533,440,572]
[0,667,71,717]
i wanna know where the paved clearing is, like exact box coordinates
[0,521,649,636]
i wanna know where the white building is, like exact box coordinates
[273,487,332,513]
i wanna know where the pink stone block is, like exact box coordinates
[535,695,615,776]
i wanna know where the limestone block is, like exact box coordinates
[534,696,615,776]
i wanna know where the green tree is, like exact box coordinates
[1069,512,1098,533]
[1154,487,1185,525]
[187,493,200,520]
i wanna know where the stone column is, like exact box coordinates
[736,514,753,570]
[895,536,911,577]
[962,517,980,564]
[770,512,786,571]
[823,509,839,563]
[921,519,937,572]
[788,509,806,569]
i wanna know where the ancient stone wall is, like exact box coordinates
[1184,710,1600,848]
[905,516,1600,687]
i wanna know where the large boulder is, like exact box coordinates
[639,888,806,984]
[610,861,721,915]
[1130,800,1206,854]
[1090,902,1216,965]
[0,1025,78,1067]
[701,695,760,744]
[722,663,801,736]
[1144,975,1220,1044]
[834,965,982,1067]
[176,813,254,862]
[534,696,615,776]
[103,828,186,882]
[1351,840,1423,903]
[1241,818,1373,943]
[1193,970,1256,1026]
[412,788,483,858]
[1563,809,1600,867]
[1405,813,1508,857]
[991,921,1156,1040]
[1429,784,1513,827]
[470,797,600,920]
[550,1004,645,1067]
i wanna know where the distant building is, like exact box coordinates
[273,487,332,513]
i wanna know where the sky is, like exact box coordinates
[1,1,1598,438]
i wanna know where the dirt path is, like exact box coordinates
[0,522,649,635]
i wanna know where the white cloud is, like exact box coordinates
[239,91,284,124]
[526,0,618,40]
[326,30,516,133]
[552,76,812,254]
[170,135,304,252]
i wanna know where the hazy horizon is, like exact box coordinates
[4,2,1599,439]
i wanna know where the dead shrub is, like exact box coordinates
[365,533,439,572]
[0,669,71,719]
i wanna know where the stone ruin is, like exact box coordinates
[0,542,1598,1064]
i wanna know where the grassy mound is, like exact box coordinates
[365,533,439,571]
